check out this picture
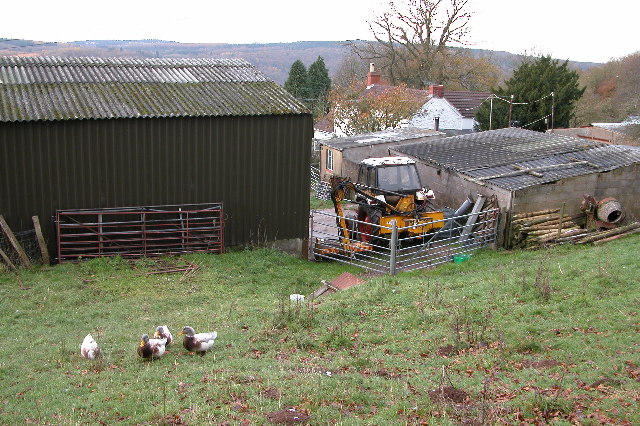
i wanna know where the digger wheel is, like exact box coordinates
[357,208,382,244]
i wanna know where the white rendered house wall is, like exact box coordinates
[410,98,468,130]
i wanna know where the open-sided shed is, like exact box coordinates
[0,56,313,260]
[319,127,443,182]
[392,128,640,246]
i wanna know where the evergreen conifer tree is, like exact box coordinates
[307,56,331,103]
[284,60,309,100]
[476,55,584,132]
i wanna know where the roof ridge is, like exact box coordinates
[0,56,252,69]
[0,57,308,122]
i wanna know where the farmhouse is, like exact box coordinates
[0,56,312,260]
[409,84,491,132]
[332,64,489,137]
[391,127,640,246]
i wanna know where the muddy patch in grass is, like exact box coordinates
[436,344,459,357]
[260,386,282,400]
[625,361,640,381]
[520,359,560,369]
[428,386,469,404]
[265,407,310,424]
[359,367,403,379]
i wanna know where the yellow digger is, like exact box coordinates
[316,156,445,255]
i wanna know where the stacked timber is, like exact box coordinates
[511,208,640,248]
[510,209,586,248]
[576,222,640,245]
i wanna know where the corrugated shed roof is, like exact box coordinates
[0,56,308,122]
[395,128,640,190]
[322,127,444,150]
[592,116,640,142]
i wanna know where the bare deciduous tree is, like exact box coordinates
[351,0,473,88]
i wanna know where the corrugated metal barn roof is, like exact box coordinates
[0,56,308,122]
[395,128,640,191]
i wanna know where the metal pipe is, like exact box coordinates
[459,194,486,244]
[454,195,475,217]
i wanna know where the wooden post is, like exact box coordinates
[32,216,50,265]
[0,215,32,267]
[556,203,566,240]
[0,248,17,271]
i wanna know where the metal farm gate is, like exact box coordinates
[311,206,499,274]
[56,203,223,262]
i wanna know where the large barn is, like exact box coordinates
[392,128,640,246]
[0,56,313,261]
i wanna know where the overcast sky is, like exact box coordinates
[3,0,638,63]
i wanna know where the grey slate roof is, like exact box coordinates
[0,56,308,122]
[395,128,640,191]
[443,90,491,118]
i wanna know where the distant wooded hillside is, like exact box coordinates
[0,38,599,85]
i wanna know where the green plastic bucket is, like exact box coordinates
[453,254,471,263]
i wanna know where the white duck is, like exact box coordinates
[137,334,167,359]
[80,334,100,360]
[178,326,217,355]
[153,325,173,346]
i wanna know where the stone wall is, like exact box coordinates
[513,164,640,220]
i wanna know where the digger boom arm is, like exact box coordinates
[329,176,411,216]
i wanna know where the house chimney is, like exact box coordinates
[429,84,444,98]
[367,63,381,86]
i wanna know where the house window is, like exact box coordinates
[326,149,334,171]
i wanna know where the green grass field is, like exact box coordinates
[0,235,638,424]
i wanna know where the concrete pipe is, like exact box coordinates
[596,198,625,224]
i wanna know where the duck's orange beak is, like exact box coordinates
[139,340,145,347]
[153,332,160,338]
[178,331,184,336]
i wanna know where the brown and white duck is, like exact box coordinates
[137,334,167,359]
[178,326,217,355]
[153,325,173,346]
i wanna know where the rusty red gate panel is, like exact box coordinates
[56,203,223,263]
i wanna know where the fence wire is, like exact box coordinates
[0,229,42,266]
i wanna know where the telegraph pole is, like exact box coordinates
[489,95,493,130]
[507,94,514,127]
[551,92,555,130]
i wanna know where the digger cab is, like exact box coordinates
[357,157,422,204]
